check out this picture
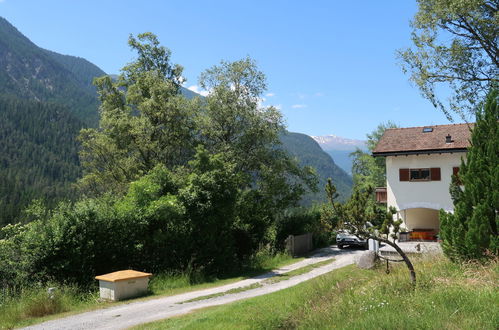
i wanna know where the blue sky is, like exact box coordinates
[1,0,453,140]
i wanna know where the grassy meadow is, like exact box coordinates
[136,255,498,330]
[0,252,298,329]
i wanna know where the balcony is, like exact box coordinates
[375,187,387,203]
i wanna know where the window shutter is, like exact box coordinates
[399,168,409,181]
[430,167,441,181]
[453,167,461,184]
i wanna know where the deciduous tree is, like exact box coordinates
[78,33,200,195]
[198,57,317,251]
[398,0,498,119]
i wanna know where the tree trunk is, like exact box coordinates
[376,237,416,286]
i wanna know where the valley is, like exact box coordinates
[0,16,354,225]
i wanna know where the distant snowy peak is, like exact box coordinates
[311,134,367,151]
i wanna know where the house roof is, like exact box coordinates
[372,123,473,156]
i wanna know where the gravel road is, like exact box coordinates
[23,247,363,330]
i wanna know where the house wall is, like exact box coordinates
[386,152,465,213]
[401,208,440,231]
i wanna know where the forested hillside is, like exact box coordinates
[0,17,101,225]
[280,132,352,203]
[0,96,82,226]
[0,17,103,126]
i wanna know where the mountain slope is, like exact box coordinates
[323,150,354,174]
[280,132,352,203]
[311,134,367,174]
[43,49,105,91]
[0,17,97,225]
[0,96,83,226]
[0,16,103,126]
[311,135,366,151]
[180,86,201,99]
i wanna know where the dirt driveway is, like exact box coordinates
[24,247,363,330]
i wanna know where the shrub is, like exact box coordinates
[275,205,332,250]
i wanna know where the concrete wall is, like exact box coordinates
[386,152,465,213]
[99,277,149,301]
[99,280,116,301]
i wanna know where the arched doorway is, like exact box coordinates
[399,208,440,241]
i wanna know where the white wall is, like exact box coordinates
[386,152,465,213]
[98,278,150,301]
[401,208,440,231]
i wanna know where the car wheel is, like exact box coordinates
[338,244,343,249]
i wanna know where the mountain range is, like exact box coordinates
[311,135,367,174]
[280,132,352,204]
[0,16,352,225]
[0,17,104,126]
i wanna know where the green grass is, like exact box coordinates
[135,255,499,330]
[179,258,336,304]
[180,283,264,304]
[0,285,101,330]
[0,252,300,329]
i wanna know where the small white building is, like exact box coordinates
[373,123,472,241]
[95,270,152,301]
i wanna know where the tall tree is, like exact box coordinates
[398,0,498,120]
[198,57,317,214]
[440,90,498,260]
[197,58,317,252]
[78,33,200,195]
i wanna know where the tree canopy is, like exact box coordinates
[323,179,416,285]
[75,32,318,268]
[78,33,200,195]
[399,0,498,120]
[198,57,317,212]
[78,35,315,206]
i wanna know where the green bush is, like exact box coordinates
[0,149,248,289]
[275,205,332,249]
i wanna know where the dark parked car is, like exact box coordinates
[336,231,368,249]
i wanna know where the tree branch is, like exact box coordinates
[456,15,499,67]
[367,234,416,286]
[426,73,497,83]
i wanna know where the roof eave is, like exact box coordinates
[372,148,468,157]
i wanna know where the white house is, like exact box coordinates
[372,123,472,241]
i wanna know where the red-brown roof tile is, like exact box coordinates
[372,123,473,155]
